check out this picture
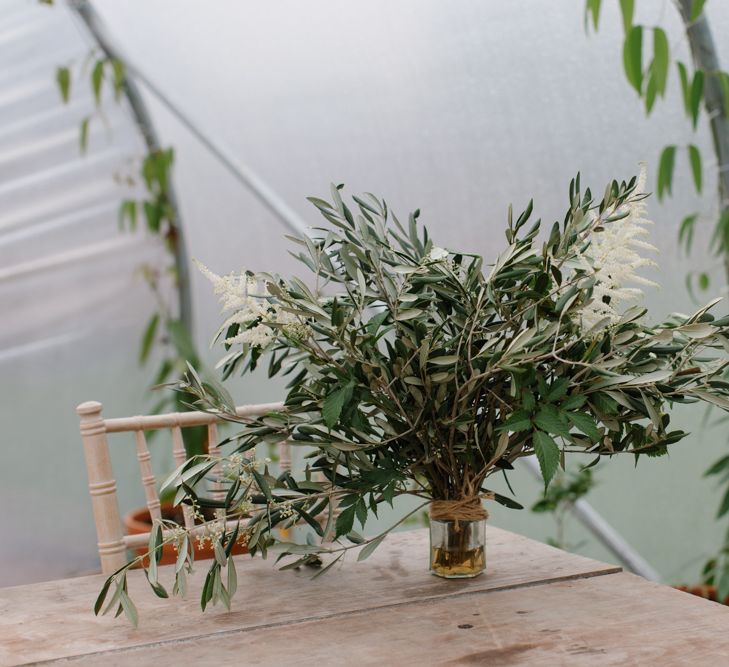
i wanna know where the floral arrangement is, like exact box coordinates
[95,168,729,623]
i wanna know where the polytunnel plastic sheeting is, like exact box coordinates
[1,0,729,587]
[0,0,164,584]
[0,0,158,352]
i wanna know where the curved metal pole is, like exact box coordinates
[125,68,310,238]
[675,0,729,283]
[69,0,308,240]
[69,0,194,330]
[522,456,661,581]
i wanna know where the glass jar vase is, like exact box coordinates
[429,517,486,578]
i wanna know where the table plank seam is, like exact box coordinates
[24,565,623,666]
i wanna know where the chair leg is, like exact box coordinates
[77,401,127,574]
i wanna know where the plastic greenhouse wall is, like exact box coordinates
[1,0,727,586]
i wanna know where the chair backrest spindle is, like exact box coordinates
[77,400,289,573]
[171,424,195,530]
[134,428,161,522]
[206,422,226,522]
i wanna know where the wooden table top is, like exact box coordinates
[1,527,728,666]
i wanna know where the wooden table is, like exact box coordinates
[2,527,729,666]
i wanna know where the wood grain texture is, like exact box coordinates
[0,527,619,666]
[62,573,729,667]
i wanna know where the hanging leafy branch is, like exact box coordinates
[585,0,729,596]
[53,47,205,455]
[585,0,729,293]
[532,467,595,550]
[55,54,125,153]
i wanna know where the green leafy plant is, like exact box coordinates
[585,0,727,297]
[53,45,205,456]
[532,468,595,550]
[702,455,729,600]
[95,172,729,624]
[585,0,729,594]
[699,537,729,603]
[55,55,126,154]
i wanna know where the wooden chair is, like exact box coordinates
[76,400,287,575]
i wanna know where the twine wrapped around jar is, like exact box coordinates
[430,495,489,530]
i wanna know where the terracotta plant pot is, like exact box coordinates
[124,503,248,566]
[674,584,729,606]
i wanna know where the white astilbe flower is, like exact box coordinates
[575,165,658,331]
[427,246,449,262]
[195,260,310,349]
[225,322,275,348]
[194,260,267,314]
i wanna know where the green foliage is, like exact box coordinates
[712,210,729,256]
[52,49,202,458]
[91,59,104,107]
[701,524,729,603]
[657,145,676,200]
[706,454,729,518]
[622,26,643,94]
[322,381,355,429]
[677,60,690,113]
[719,72,729,116]
[98,174,729,621]
[677,62,705,128]
[645,28,669,113]
[55,66,70,103]
[532,468,595,550]
[585,2,729,310]
[585,0,601,31]
[689,70,705,129]
[111,58,125,101]
[691,0,707,23]
[79,117,90,154]
[688,144,703,193]
[533,431,560,489]
[676,61,697,125]
[118,200,138,231]
[619,0,634,33]
[139,313,160,365]
[679,213,698,255]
